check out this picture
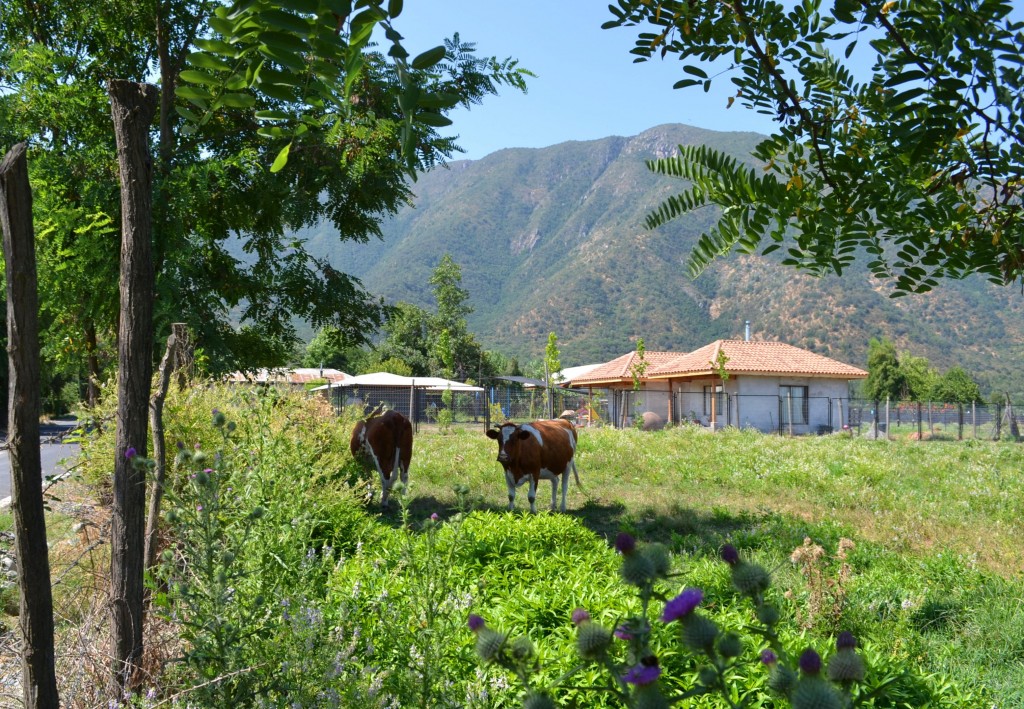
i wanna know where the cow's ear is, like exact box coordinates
[517,430,532,440]
[486,429,499,439]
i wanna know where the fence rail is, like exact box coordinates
[321,383,1022,441]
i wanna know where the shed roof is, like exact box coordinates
[310,372,483,392]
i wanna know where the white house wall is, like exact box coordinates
[667,376,852,433]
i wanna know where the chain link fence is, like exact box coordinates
[323,381,599,432]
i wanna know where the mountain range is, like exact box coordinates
[295,123,1024,397]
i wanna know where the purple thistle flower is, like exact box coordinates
[430,513,439,522]
[836,631,857,650]
[661,587,703,623]
[720,544,740,566]
[571,608,591,626]
[622,660,661,686]
[760,648,778,666]
[799,648,822,675]
[614,624,634,640]
[615,532,636,555]
[196,504,204,512]
[124,447,137,460]
[176,441,184,450]
[468,614,485,632]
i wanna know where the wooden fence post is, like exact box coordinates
[2,142,61,709]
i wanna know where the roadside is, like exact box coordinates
[0,417,81,506]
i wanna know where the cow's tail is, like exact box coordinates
[570,457,584,491]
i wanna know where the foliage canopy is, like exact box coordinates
[606,0,1024,295]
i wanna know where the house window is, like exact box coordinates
[780,385,809,425]
[703,385,725,418]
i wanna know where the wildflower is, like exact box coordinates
[799,648,822,675]
[213,409,226,427]
[196,504,203,512]
[661,587,703,622]
[430,513,439,522]
[571,608,591,626]
[124,446,137,459]
[576,621,612,660]
[614,624,634,640]
[720,543,740,566]
[615,531,636,554]
[760,648,778,666]
[836,631,857,650]
[468,614,485,632]
[622,659,661,686]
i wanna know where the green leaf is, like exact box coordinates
[179,69,218,86]
[411,45,447,70]
[388,0,403,18]
[220,92,256,108]
[259,30,310,55]
[175,85,214,101]
[415,111,453,127]
[260,9,311,35]
[255,109,291,121]
[683,64,708,79]
[270,142,292,173]
[194,39,238,57]
[188,53,234,73]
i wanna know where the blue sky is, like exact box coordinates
[397,0,778,161]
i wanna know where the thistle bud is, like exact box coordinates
[681,614,719,654]
[620,552,656,587]
[475,628,507,663]
[731,561,771,597]
[213,410,226,427]
[698,666,719,688]
[221,550,236,566]
[631,682,670,709]
[717,631,743,658]
[510,635,535,662]
[756,603,781,626]
[791,677,844,709]
[522,692,555,709]
[642,542,671,577]
[827,650,866,683]
[250,505,265,520]
[576,622,612,660]
[192,450,207,464]
[767,664,798,695]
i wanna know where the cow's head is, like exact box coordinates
[486,423,530,464]
[350,420,367,459]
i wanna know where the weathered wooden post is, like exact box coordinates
[2,142,60,709]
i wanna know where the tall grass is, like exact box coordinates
[19,389,1023,706]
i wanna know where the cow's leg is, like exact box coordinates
[379,470,392,507]
[393,446,408,489]
[528,476,537,514]
[550,476,558,511]
[560,468,570,512]
[506,470,516,511]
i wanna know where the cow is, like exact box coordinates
[486,418,581,513]
[350,410,413,508]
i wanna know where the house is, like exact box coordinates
[311,372,484,426]
[567,340,867,434]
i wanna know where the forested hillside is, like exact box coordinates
[296,124,1024,396]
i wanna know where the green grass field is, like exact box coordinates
[401,425,1024,704]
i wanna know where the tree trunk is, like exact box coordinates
[108,80,159,693]
[1,143,60,708]
[143,324,184,572]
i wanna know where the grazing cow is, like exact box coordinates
[486,418,581,513]
[350,410,413,507]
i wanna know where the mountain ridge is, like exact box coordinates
[296,123,1024,396]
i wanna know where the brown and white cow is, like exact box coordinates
[486,418,581,513]
[350,410,413,507]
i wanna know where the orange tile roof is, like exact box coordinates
[569,351,682,386]
[568,341,866,386]
[649,340,867,379]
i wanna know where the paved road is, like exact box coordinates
[0,420,80,502]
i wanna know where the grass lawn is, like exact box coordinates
[401,424,1024,704]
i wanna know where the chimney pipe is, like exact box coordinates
[744,321,750,342]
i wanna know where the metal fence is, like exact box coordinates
[844,398,1023,441]
[608,390,1022,439]
[324,382,598,431]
